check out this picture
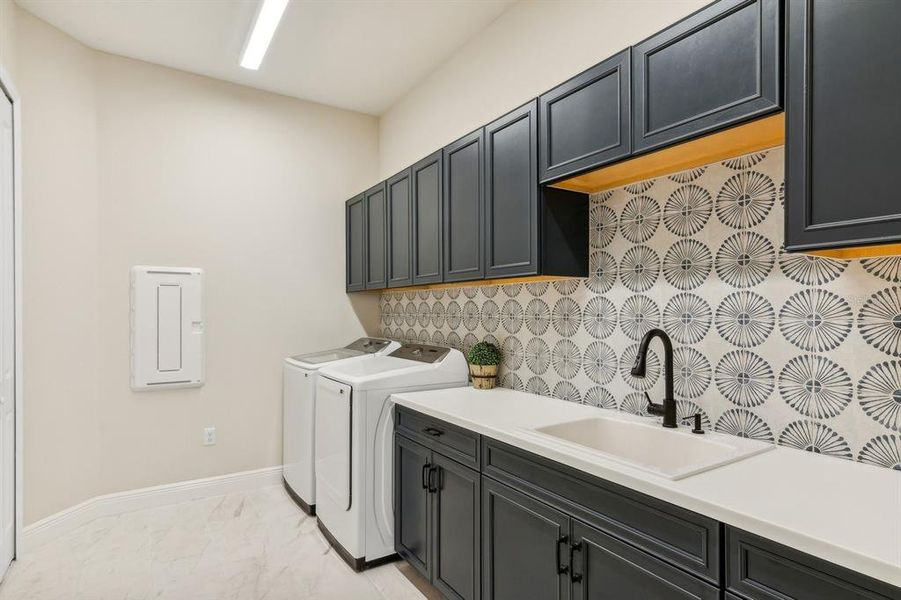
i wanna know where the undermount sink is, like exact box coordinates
[520,414,774,480]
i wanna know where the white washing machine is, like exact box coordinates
[282,337,398,514]
[315,343,468,570]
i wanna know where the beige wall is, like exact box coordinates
[14,10,380,524]
[0,0,16,79]
[378,0,707,179]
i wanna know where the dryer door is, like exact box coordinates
[315,377,353,511]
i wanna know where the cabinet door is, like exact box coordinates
[539,49,631,183]
[571,520,719,600]
[785,0,901,252]
[632,0,781,153]
[394,435,432,580]
[484,101,538,279]
[412,150,443,285]
[365,182,387,289]
[345,193,366,292]
[432,454,481,600]
[443,129,485,282]
[386,170,413,288]
[482,477,569,600]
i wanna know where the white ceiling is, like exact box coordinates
[15,0,515,115]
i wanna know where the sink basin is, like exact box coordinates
[521,414,774,480]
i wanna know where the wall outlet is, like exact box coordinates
[203,427,216,446]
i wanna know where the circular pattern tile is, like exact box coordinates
[857,435,901,471]
[462,300,480,331]
[674,347,712,399]
[524,298,551,335]
[480,300,499,332]
[858,287,901,357]
[552,297,582,337]
[430,330,445,347]
[619,294,661,341]
[582,341,618,385]
[663,239,712,290]
[715,231,775,288]
[778,355,852,419]
[619,196,660,243]
[429,302,445,328]
[500,299,524,334]
[589,204,618,249]
[714,408,774,442]
[722,152,766,170]
[715,171,775,229]
[669,166,707,183]
[551,339,582,379]
[501,283,522,297]
[663,293,712,344]
[462,286,479,299]
[620,392,650,417]
[587,250,617,293]
[778,420,852,459]
[620,344,660,391]
[714,291,775,348]
[553,381,582,403]
[779,289,853,352]
[584,386,617,409]
[715,350,774,407]
[861,257,901,284]
[500,372,523,391]
[583,296,618,339]
[525,337,550,375]
[417,302,431,328]
[663,184,713,237]
[446,331,462,350]
[625,180,655,194]
[480,285,499,299]
[779,253,847,286]
[501,336,524,371]
[619,245,660,292]
[525,376,550,397]
[553,279,581,295]
[526,281,549,296]
[857,361,901,432]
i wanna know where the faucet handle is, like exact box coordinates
[644,392,665,416]
[682,413,705,434]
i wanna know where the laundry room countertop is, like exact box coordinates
[391,386,901,588]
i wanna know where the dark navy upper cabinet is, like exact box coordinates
[345,193,366,292]
[785,0,901,253]
[632,0,781,154]
[411,151,443,285]
[364,182,387,290]
[386,169,413,288]
[539,49,631,183]
[443,129,485,283]
[484,101,539,279]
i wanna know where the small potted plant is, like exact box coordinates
[467,341,502,390]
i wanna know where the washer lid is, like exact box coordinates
[286,337,394,367]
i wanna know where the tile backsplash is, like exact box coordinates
[379,147,901,472]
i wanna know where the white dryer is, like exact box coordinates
[315,343,468,570]
[282,337,398,514]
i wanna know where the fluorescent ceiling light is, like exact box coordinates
[240,0,289,70]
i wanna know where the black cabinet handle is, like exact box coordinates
[421,463,431,490]
[556,535,569,574]
[427,466,439,493]
[422,427,444,437]
[570,541,583,583]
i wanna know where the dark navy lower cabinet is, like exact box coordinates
[632,0,781,154]
[484,100,539,279]
[726,527,901,600]
[539,49,631,183]
[364,182,387,290]
[785,0,901,253]
[386,169,413,288]
[395,426,480,600]
[481,477,570,600]
[345,193,366,292]
[572,520,719,600]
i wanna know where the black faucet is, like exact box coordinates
[631,328,677,429]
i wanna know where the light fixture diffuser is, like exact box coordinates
[240,0,289,70]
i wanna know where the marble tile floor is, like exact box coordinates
[0,485,427,600]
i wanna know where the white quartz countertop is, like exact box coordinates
[391,387,901,588]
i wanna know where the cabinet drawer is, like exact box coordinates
[395,407,480,469]
[726,527,901,600]
[632,0,781,153]
[482,438,720,584]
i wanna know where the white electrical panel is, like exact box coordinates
[130,266,204,391]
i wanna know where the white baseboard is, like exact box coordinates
[21,465,284,553]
